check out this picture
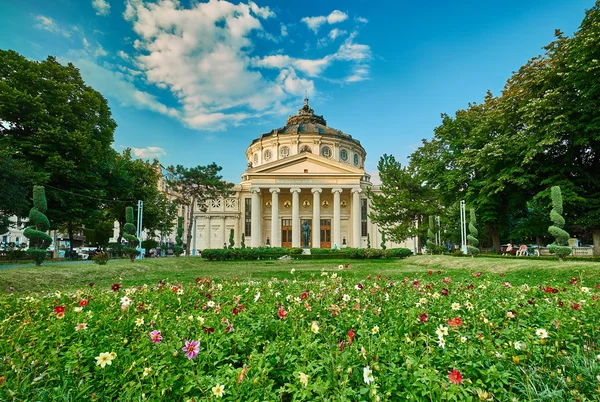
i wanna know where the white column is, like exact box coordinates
[270,188,280,247]
[291,188,301,248]
[207,216,212,249]
[250,187,261,248]
[311,188,322,248]
[352,188,362,248]
[332,188,342,248]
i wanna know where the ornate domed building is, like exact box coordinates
[192,98,413,251]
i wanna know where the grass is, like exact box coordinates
[1,255,600,293]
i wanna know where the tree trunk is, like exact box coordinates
[67,224,74,261]
[536,236,543,248]
[486,224,501,253]
[592,227,600,257]
[185,197,196,255]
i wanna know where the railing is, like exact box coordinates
[539,247,594,257]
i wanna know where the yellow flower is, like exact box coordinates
[512,356,520,364]
[143,367,152,377]
[311,321,319,334]
[298,372,309,388]
[212,384,225,398]
[95,352,113,369]
[372,326,379,335]
[136,318,144,327]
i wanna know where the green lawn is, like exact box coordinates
[2,255,600,293]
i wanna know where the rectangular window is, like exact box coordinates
[244,198,252,236]
[361,199,368,237]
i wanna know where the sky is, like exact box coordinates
[0,0,595,183]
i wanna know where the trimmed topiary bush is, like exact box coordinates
[122,206,140,262]
[467,209,480,256]
[229,229,235,249]
[380,231,387,250]
[548,186,572,261]
[23,186,53,266]
[174,216,184,257]
[241,233,246,249]
[367,233,371,249]
[426,216,436,255]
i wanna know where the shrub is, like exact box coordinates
[380,231,387,250]
[452,249,464,257]
[241,233,246,249]
[107,242,124,258]
[384,248,412,259]
[174,216,184,257]
[467,209,480,256]
[426,216,436,254]
[23,186,53,266]
[347,248,366,259]
[141,239,158,250]
[92,252,110,265]
[548,186,572,261]
[122,206,140,262]
[229,229,235,249]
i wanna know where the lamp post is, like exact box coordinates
[460,200,467,254]
[192,216,197,256]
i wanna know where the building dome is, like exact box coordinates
[246,98,366,170]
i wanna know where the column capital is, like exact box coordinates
[290,187,301,194]
[250,187,261,193]
[269,188,280,194]
[311,188,322,194]
[351,188,362,194]
[331,188,343,194]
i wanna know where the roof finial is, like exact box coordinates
[304,90,308,106]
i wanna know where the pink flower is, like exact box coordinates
[278,307,287,319]
[448,368,463,385]
[182,340,200,359]
[150,330,163,343]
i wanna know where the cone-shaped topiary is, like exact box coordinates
[174,216,184,257]
[426,216,436,254]
[548,186,572,261]
[123,206,140,262]
[467,209,480,256]
[229,228,235,249]
[241,233,246,249]
[23,186,53,266]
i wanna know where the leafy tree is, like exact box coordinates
[0,50,116,252]
[548,186,572,261]
[122,207,140,262]
[380,231,387,250]
[241,233,246,249]
[23,186,52,266]
[167,164,233,254]
[467,209,480,256]
[229,229,235,249]
[367,154,438,244]
[0,152,35,233]
[174,217,184,257]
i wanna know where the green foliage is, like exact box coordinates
[23,186,52,266]
[452,249,465,257]
[366,233,371,249]
[201,247,302,261]
[92,252,110,265]
[380,231,387,250]
[241,233,246,249]
[467,209,480,256]
[174,216,184,257]
[141,239,159,250]
[122,206,140,262]
[229,229,235,249]
[548,186,572,260]
[0,151,35,233]
[383,248,413,259]
[426,216,436,254]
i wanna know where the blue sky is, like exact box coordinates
[0,0,594,182]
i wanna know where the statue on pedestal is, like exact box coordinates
[302,220,310,248]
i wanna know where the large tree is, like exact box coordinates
[0,151,35,234]
[167,164,233,254]
[0,50,116,250]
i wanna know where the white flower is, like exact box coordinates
[419,298,427,304]
[207,300,215,308]
[363,366,374,384]
[275,292,281,298]
[177,288,184,295]
[432,292,441,299]
[212,383,225,398]
[254,292,261,302]
[581,287,590,293]
[465,302,474,310]
[135,317,144,327]
[514,341,525,350]
[290,268,296,274]
[437,338,446,349]
[451,302,461,311]
[196,316,205,325]
[299,372,309,387]
[342,294,351,302]
[311,321,319,334]
[143,367,152,377]
[371,326,379,335]
[506,311,515,318]
[338,264,344,270]
[435,325,449,338]
[188,315,194,321]
[74,307,83,313]
[535,329,549,339]
[478,284,487,290]
[460,336,467,343]
[120,296,132,307]
[95,352,115,368]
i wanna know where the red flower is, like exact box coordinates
[466,284,474,290]
[206,293,212,299]
[357,283,364,290]
[301,292,308,300]
[202,326,215,333]
[239,304,246,311]
[171,286,179,292]
[568,276,578,285]
[570,303,581,311]
[473,272,482,277]
[79,299,88,307]
[54,305,65,314]
[339,340,345,351]
[447,368,463,385]
[447,317,463,327]
[558,300,564,307]
[443,277,452,284]
[88,282,95,287]
[419,313,429,323]
[348,328,355,345]
[437,270,442,275]
[111,283,121,292]
[238,365,247,383]
[441,288,449,296]
[592,295,598,301]
[412,281,420,288]
[427,270,433,275]
[232,307,239,316]
[277,307,287,319]
[543,286,559,294]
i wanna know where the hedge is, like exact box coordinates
[200,247,303,261]
[201,247,412,261]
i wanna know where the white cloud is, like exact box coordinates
[355,17,369,24]
[280,24,288,37]
[117,50,130,61]
[92,0,111,16]
[93,44,108,57]
[34,16,71,37]
[130,146,166,159]
[370,171,382,185]
[328,28,347,41]
[301,10,348,33]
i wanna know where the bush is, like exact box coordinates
[23,186,53,266]
[107,242,124,258]
[452,249,464,257]
[200,247,304,261]
[384,248,412,259]
[92,252,110,265]
[141,239,158,250]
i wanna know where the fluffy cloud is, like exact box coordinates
[328,28,347,41]
[301,10,348,33]
[130,146,166,159]
[92,0,111,16]
[34,16,71,37]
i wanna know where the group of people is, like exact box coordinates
[504,243,538,256]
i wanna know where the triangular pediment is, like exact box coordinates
[247,153,364,176]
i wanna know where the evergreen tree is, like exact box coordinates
[174,216,184,257]
[241,233,246,249]
[426,216,436,254]
[23,186,52,266]
[548,186,572,261]
[122,206,140,262]
[380,231,387,250]
[229,228,235,249]
[467,209,480,256]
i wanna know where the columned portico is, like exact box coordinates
[311,188,321,247]
[352,188,362,248]
[290,188,301,247]
[332,188,342,248]
[270,188,280,247]
[250,187,261,248]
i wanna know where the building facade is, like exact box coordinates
[192,99,414,252]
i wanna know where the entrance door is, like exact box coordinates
[320,219,331,248]
[281,219,292,248]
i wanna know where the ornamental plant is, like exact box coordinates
[174,216,184,257]
[229,229,235,249]
[467,209,480,256]
[380,231,387,250]
[23,186,53,266]
[241,233,246,249]
[548,186,572,261]
[426,216,436,255]
[366,233,371,249]
[122,206,140,262]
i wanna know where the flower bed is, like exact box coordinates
[0,269,599,400]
